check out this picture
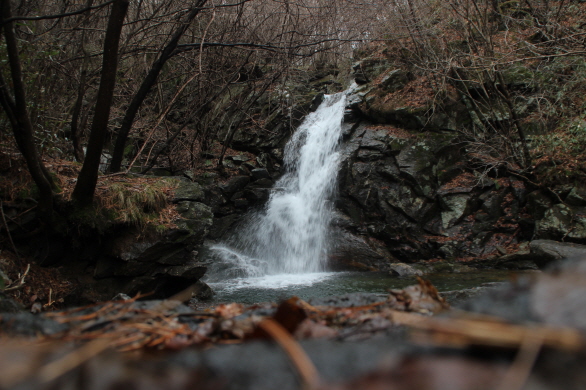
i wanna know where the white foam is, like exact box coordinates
[209,272,338,292]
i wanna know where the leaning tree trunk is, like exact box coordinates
[0,0,58,221]
[70,0,95,163]
[108,0,208,173]
[72,0,129,207]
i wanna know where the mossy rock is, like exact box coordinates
[175,201,213,237]
[172,180,205,203]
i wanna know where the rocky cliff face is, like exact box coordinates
[326,55,586,271]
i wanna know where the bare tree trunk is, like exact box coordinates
[0,0,57,221]
[72,0,129,206]
[70,0,94,163]
[108,0,208,173]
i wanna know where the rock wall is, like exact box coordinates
[326,55,586,271]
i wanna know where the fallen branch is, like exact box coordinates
[392,310,584,352]
[4,263,30,291]
[258,318,321,389]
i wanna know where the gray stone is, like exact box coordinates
[357,148,384,161]
[247,178,275,188]
[389,263,424,278]
[530,239,586,268]
[443,283,507,307]
[386,185,431,221]
[230,155,250,163]
[238,165,250,176]
[329,229,391,271]
[493,243,538,270]
[220,176,250,195]
[193,280,214,300]
[163,260,207,280]
[535,203,586,241]
[172,181,205,203]
[244,188,270,202]
[251,168,272,181]
[209,214,241,240]
[380,69,412,92]
[566,186,586,207]
[440,194,471,229]
[360,129,388,151]
[175,201,214,237]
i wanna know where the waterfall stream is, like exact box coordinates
[207,92,347,286]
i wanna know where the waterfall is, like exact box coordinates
[209,91,347,279]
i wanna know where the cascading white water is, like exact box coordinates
[209,91,347,280]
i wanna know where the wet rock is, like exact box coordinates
[251,168,271,181]
[329,229,391,271]
[380,69,412,92]
[174,201,214,239]
[535,204,586,242]
[565,186,586,207]
[389,263,424,278]
[357,148,384,161]
[346,85,372,111]
[172,180,205,203]
[386,184,433,221]
[229,155,250,163]
[352,57,389,84]
[220,176,250,195]
[457,274,538,323]
[209,214,241,240]
[192,280,214,301]
[440,194,471,229]
[88,199,214,301]
[442,282,507,307]
[204,186,227,212]
[494,243,538,270]
[530,240,586,268]
[249,178,274,188]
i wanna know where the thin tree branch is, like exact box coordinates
[0,0,115,26]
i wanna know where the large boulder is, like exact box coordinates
[530,240,586,268]
[535,204,586,243]
[328,229,393,271]
[87,187,215,301]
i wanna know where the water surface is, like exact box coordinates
[208,270,519,305]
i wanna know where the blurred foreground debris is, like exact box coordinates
[1,261,586,390]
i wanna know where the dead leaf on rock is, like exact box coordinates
[215,303,244,319]
[388,277,449,314]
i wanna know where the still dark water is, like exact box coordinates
[207,270,520,305]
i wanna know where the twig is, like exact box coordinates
[258,318,321,389]
[496,331,543,390]
[38,339,112,383]
[44,288,56,309]
[4,263,30,291]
